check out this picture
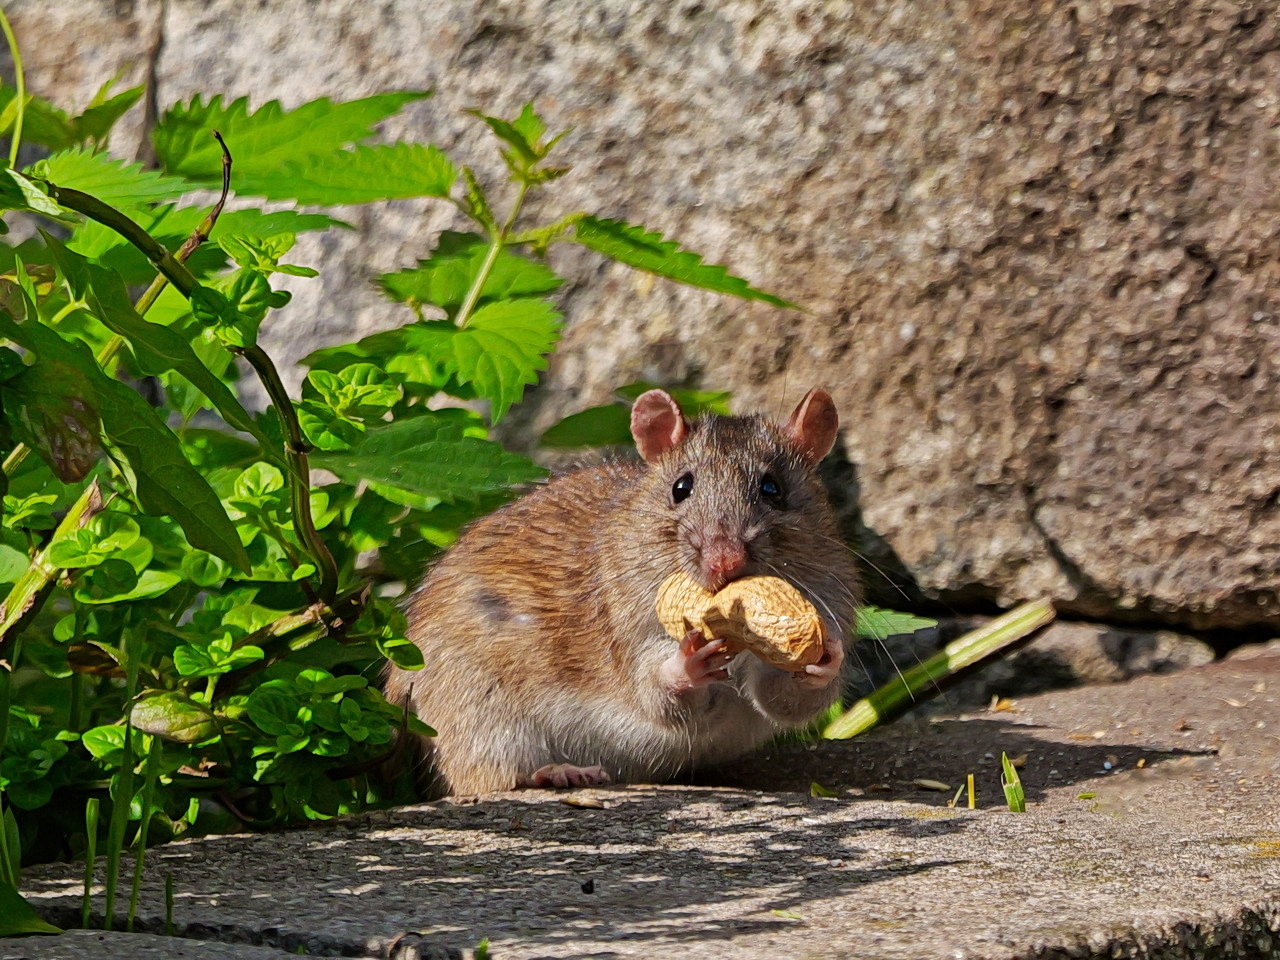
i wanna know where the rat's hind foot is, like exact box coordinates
[520,763,612,789]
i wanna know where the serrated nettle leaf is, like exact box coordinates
[30,147,196,209]
[455,298,563,422]
[153,91,432,185]
[313,413,545,507]
[854,607,937,640]
[129,691,217,744]
[510,102,548,153]
[0,83,75,151]
[462,168,495,230]
[571,216,798,309]
[240,143,458,205]
[378,230,561,312]
[468,109,542,166]
[71,83,145,143]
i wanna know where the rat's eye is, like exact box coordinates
[759,473,786,506]
[672,472,694,504]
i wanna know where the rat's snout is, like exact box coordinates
[700,534,748,592]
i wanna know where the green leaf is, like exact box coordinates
[312,414,545,509]
[854,607,937,640]
[0,169,73,222]
[129,692,217,744]
[0,281,249,569]
[378,231,561,313]
[0,881,62,936]
[539,403,633,448]
[571,216,798,309]
[241,143,457,205]
[470,108,540,165]
[153,92,432,187]
[454,299,562,422]
[0,83,75,151]
[71,82,145,143]
[30,148,195,210]
[42,236,278,456]
[75,568,182,605]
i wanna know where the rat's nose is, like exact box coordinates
[702,535,747,591]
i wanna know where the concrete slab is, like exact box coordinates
[11,655,1280,960]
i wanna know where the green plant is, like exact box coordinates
[0,23,797,925]
[1001,751,1027,812]
[823,599,1056,739]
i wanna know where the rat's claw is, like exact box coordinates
[520,763,612,789]
[796,634,845,689]
[660,629,734,693]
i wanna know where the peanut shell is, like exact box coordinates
[655,571,826,671]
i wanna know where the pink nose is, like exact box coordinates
[702,536,747,590]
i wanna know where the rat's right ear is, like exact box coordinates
[630,390,688,463]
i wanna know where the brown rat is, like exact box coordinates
[383,388,860,795]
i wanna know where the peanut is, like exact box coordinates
[655,571,826,671]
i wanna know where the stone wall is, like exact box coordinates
[9,0,1280,630]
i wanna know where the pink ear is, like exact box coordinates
[630,390,688,463]
[784,388,839,464]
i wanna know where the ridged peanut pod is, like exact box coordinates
[655,572,826,671]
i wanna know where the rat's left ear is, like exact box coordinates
[783,388,839,464]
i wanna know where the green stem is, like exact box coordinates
[824,598,1057,740]
[81,797,100,929]
[454,181,529,329]
[0,480,104,649]
[127,735,162,931]
[41,185,202,297]
[239,345,339,605]
[0,9,26,169]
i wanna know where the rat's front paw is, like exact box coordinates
[657,628,734,694]
[520,763,612,789]
[795,632,845,690]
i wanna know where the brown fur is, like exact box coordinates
[383,391,860,796]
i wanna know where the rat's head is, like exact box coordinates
[630,388,843,593]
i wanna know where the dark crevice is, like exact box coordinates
[133,0,167,169]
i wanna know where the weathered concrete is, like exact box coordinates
[12,654,1280,960]
[7,0,1280,633]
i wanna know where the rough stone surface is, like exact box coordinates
[9,1,1280,631]
[13,656,1280,960]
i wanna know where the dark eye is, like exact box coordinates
[759,473,785,504]
[672,472,694,504]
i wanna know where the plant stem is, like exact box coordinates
[0,480,104,648]
[127,735,162,931]
[239,345,339,605]
[81,797,100,929]
[454,181,529,329]
[0,8,26,169]
[823,598,1056,740]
